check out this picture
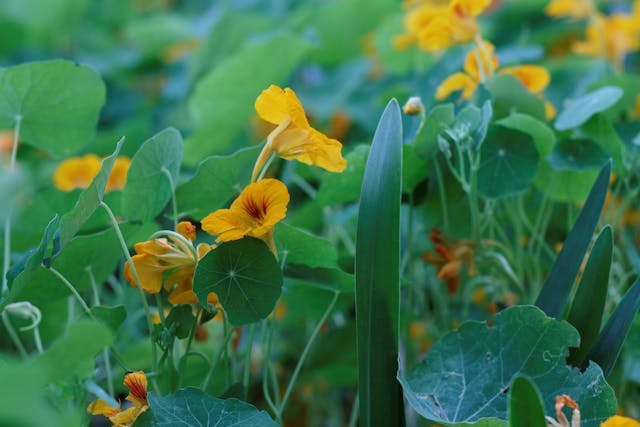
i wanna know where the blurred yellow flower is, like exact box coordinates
[53,154,131,193]
[601,416,640,427]
[124,221,218,305]
[87,371,149,427]
[573,14,640,70]
[252,85,346,182]
[201,178,289,256]
[545,0,595,19]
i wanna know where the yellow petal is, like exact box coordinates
[499,65,550,93]
[417,15,454,51]
[545,0,593,19]
[272,127,347,173]
[87,399,120,417]
[436,72,477,100]
[105,156,131,193]
[449,0,491,17]
[601,416,640,427]
[53,154,102,192]
[255,85,309,129]
[124,371,148,407]
[201,208,251,242]
[109,405,146,425]
[124,254,166,294]
[464,40,498,80]
[545,100,557,120]
[176,221,197,241]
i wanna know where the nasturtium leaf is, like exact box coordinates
[534,160,599,203]
[579,113,624,172]
[0,60,105,157]
[176,145,260,219]
[547,138,609,171]
[193,238,283,326]
[165,305,196,339]
[555,86,623,131]
[57,137,124,248]
[30,320,114,383]
[484,74,546,121]
[400,306,617,427]
[136,388,278,427]
[122,128,182,222]
[413,103,455,162]
[284,265,354,294]
[496,113,555,156]
[185,32,310,163]
[403,144,429,193]
[317,144,368,206]
[274,223,338,269]
[508,376,546,427]
[90,305,126,333]
[478,125,539,198]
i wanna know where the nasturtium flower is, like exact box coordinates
[87,371,148,427]
[544,0,595,19]
[252,85,346,182]
[53,154,131,193]
[601,416,640,427]
[201,178,289,256]
[124,221,218,305]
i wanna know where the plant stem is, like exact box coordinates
[178,308,202,387]
[87,266,114,397]
[2,115,22,295]
[50,267,93,316]
[242,323,256,399]
[201,325,235,390]
[161,167,178,230]
[433,159,449,233]
[348,393,360,427]
[1,310,27,358]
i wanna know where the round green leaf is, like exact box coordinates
[496,113,555,156]
[122,127,183,222]
[478,125,539,198]
[0,60,105,157]
[399,306,617,427]
[547,138,609,171]
[555,86,623,131]
[534,161,599,203]
[193,238,283,326]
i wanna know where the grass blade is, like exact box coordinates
[355,99,404,427]
[535,160,611,318]
[567,225,612,366]
[508,376,546,427]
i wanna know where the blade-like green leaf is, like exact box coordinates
[122,128,183,222]
[535,160,611,318]
[588,276,640,376]
[355,99,404,427]
[567,226,612,366]
[136,388,278,426]
[192,238,283,326]
[400,306,617,427]
[508,376,546,427]
[555,86,623,131]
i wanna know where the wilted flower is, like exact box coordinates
[422,227,476,294]
[546,395,580,427]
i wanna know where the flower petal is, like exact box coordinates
[124,254,166,294]
[105,156,131,193]
[499,65,550,93]
[87,399,120,417]
[53,154,102,192]
[201,208,250,242]
[255,85,309,129]
[436,72,477,100]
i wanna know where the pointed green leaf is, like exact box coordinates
[193,238,283,326]
[57,137,124,248]
[555,86,623,131]
[122,128,182,222]
[535,160,611,318]
[136,388,278,427]
[567,226,612,366]
[355,99,404,427]
[588,276,640,376]
[0,60,105,156]
[508,376,546,427]
[400,306,617,427]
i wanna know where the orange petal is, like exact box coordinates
[124,371,148,407]
[273,127,347,172]
[436,72,477,100]
[499,65,550,93]
[87,399,120,417]
[105,156,131,193]
[601,416,640,427]
[53,154,102,192]
[464,40,498,80]
[176,221,197,241]
[201,208,250,242]
[255,85,309,129]
[124,254,166,294]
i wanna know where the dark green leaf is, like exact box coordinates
[400,306,617,427]
[91,305,127,333]
[355,99,404,426]
[579,113,623,172]
[165,305,196,339]
[317,144,368,206]
[534,161,599,203]
[535,160,610,318]
[193,238,283,326]
[413,103,455,161]
[508,376,546,427]
[496,113,555,156]
[123,128,183,222]
[555,86,623,131]
[484,74,546,121]
[274,223,338,269]
[0,60,105,156]
[547,139,609,171]
[403,144,429,193]
[283,265,354,294]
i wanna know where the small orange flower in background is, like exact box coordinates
[124,221,218,305]
[0,130,15,155]
[53,154,131,193]
[546,394,580,427]
[251,85,347,182]
[87,371,148,427]
[422,227,476,294]
[201,178,289,256]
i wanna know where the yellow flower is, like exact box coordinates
[545,0,595,19]
[573,14,640,69]
[601,416,640,427]
[252,85,347,182]
[53,154,131,193]
[124,221,218,305]
[498,65,550,93]
[87,371,149,427]
[201,178,289,255]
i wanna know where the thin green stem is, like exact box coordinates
[348,393,360,427]
[242,323,256,399]
[87,266,114,397]
[178,308,202,387]
[154,294,165,323]
[2,115,22,295]
[433,160,449,233]
[277,290,339,418]
[161,167,178,230]
[201,325,235,390]
[261,318,278,416]
[1,310,27,358]
[50,266,93,316]
[467,149,480,242]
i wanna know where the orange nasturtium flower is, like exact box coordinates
[201,178,289,256]
[544,0,595,19]
[124,221,218,305]
[601,416,640,427]
[546,395,580,427]
[422,227,476,294]
[53,154,131,193]
[87,371,148,427]
[251,85,347,182]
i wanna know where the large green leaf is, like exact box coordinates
[535,160,610,318]
[136,388,278,427]
[400,306,617,427]
[175,145,260,219]
[534,160,599,203]
[185,32,310,163]
[484,74,546,121]
[547,138,609,171]
[122,128,183,222]
[274,223,338,269]
[317,144,368,206]
[193,238,283,326]
[57,137,124,248]
[478,125,539,198]
[496,113,555,156]
[567,226,612,366]
[91,305,126,333]
[508,376,546,427]
[555,86,623,131]
[355,99,404,427]
[588,276,640,376]
[0,59,105,156]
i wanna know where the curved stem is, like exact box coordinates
[2,115,22,295]
[1,310,27,358]
[251,118,290,183]
[161,167,178,230]
[87,266,114,397]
